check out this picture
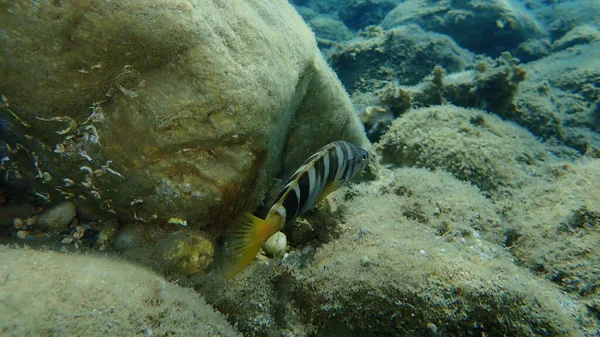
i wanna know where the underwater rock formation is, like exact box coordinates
[338,0,398,31]
[533,0,599,43]
[199,167,595,337]
[330,25,474,94]
[551,25,600,52]
[0,245,240,336]
[357,52,527,119]
[382,0,546,57]
[308,16,353,42]
[35,200,77,232]
[505,159,600,312]
[515,41,600,153]
[354,44,600,154]
[155,230,215,276]
[0,1,367,229]
[514,38,552,63]
[377,105,552,196]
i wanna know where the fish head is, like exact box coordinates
[348,146,369,180]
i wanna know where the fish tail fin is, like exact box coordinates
[219,212,281,279]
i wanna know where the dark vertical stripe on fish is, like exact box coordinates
[296,171,311,217]
[340,142,352,182]
[281,186,300,221]
[327,145,340,185]
[314,153,326,192]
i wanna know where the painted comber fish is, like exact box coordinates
[220,140,369,278]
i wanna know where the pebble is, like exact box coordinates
[12,217,24,229]
[35,200,77,231]
[426,322,438,334]
[15,230,30,239]
[262,231,287,258]
[157,231,215,275]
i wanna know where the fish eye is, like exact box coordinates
[361,153,367,161]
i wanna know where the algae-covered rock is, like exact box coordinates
[534,0,600,42]
[377,105,552,195]
[383,168,503,243]
[373,41,600,153]
[156,230,214,276]
[199,167,595,336]
[308,17,353,42]
[362,52,528,120]
[330,25,474,94]
[0,245,240,337]
[35,200,77,231]
[0,1,367,230]
[552,25,600,51]
[514,38,551,63]
[514,41,600,152]
[338,0,397,31]
[505,159,600,303]
[382,0,546,56]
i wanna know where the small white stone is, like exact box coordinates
[262,231,287,258]
[426,322,438,333]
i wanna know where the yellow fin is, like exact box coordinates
[219,212,280,279]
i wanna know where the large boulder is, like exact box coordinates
[330,25,474,94]
[514,41,600,153]
[308,16,353,42]
[505,159,600,307]
[338,0,398,31]
[353,53,530,142]
[382,0,546,56]
[199,167,594,336]
[533,0,600,42]
[377,105,553,196]
[0,1,367,229]
[0,245,241,336]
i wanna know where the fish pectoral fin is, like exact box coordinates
[315,181,342,205]
[219,212,281,279]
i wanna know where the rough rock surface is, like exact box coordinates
[514,38,551,63]
[382,0,546,56]
[533,0,600,42]
[338,0,398,31]
[0,245,240,337]
[352,53,529,142]
[198,167,594,337]
[35,200,77,231]
[552,25,600,52]
[308,16,353,42]
[330,25,474,94]
[503,159,600,309]
[0,1,367,229]
[354,43,599,154]
[377,105,552,196]
[514,41,600,153]
[381,53,525,114]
